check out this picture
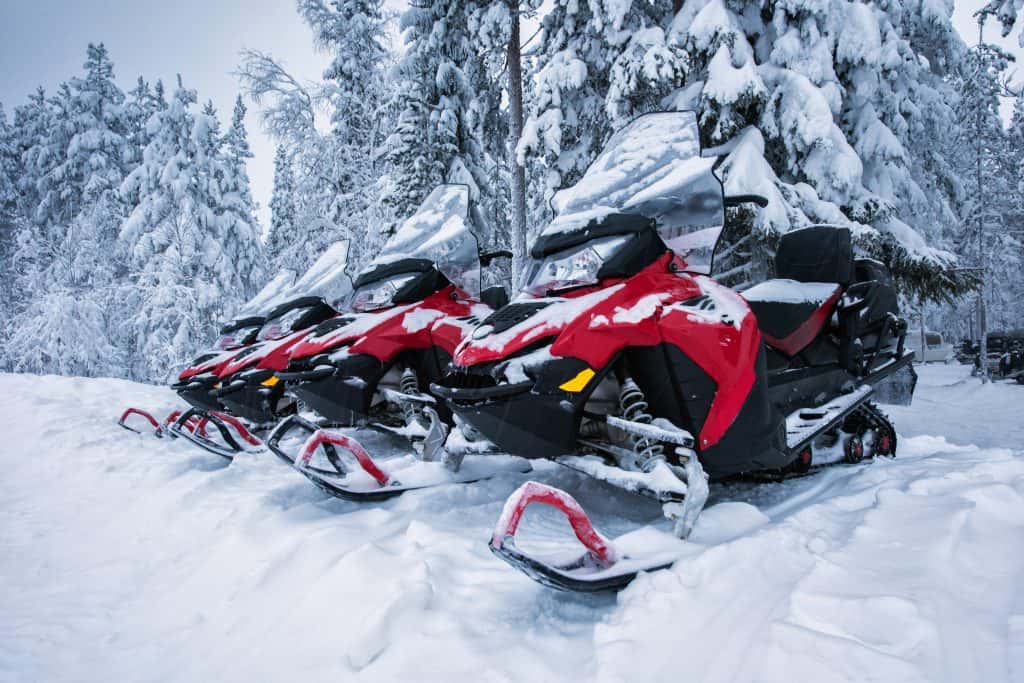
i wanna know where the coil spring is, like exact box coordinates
[400,368,421,425]
[619,377,665,468]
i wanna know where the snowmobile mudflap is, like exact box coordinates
[291,428,532,503]
[489,481,685,592]
[167,407,265,460]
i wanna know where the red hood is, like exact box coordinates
[217,327,316,378]
[179,346,244,381]
[286,286,490,364]
[454,255,703,369]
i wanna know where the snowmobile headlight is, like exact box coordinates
[351,273,418,312]
[257,306,309,341]
[523,235,630,296]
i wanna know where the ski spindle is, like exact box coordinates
[297,430,393,487]
[491,481,617,567]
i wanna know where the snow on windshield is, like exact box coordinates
[543,112,724,274]
[285,240,353,307]
[236,240,352,317]
[367,184,482,296]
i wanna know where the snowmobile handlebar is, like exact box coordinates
[724,194,769,208]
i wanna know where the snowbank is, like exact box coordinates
[1,364,1022,681]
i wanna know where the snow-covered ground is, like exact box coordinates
[1,363,1023,682]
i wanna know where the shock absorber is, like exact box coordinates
[618,376,665,471]
[400,367,421,426]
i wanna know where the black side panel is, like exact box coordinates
[624,345,715,440]
[699,347,788,477]
[289,354,385,425]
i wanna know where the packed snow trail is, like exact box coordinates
[1,365,1022,682]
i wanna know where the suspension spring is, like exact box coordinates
[619,377,665,469]
[400,367,421,425]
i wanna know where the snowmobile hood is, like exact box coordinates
[218,327,315,378]
[287,286,491,364]
[454,254,707,370]
[179,347,246,381]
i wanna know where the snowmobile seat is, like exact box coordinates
[742,280,842,356]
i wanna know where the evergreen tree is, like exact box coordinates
[119,79,261,380]
[381,0,504,244]
[951,36,1019,376]
[267,144,297,268]
[5,44,131,376]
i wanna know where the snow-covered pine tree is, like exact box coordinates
[5,44,131,376]
[240,0,388,273]
[517,0,682,221]
[119,79,262,380]
[381,0,505,245]
[518,0,970,300]
[0,104,19,336]
[977,0,1024,46]
[266,144,297,267]
[951,35,1019,375]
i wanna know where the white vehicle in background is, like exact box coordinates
[907,330,954,363]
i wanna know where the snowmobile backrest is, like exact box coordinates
[775,226,854,286]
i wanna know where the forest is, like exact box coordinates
[1,0,1024,381]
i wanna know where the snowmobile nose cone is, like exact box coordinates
[472,324,494,340]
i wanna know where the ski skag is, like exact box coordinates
[433,111,917,592]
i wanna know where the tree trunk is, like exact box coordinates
[673,0,683,14]
[507,2,528,288]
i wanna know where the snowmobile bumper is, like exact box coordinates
[432,380,582,459]
[171,375,224,413]
[213,369,287,424]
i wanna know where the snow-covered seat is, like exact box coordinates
[741,225,853,356]
[742,280,842,355]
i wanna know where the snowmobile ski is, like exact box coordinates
[279,425,531,502]
[165,407,265,460]
[489,481,688,592]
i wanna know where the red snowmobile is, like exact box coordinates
[434,112,916,591]
[265,185,528,500]
[118,244,352,458]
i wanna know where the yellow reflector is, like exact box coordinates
[214,382,222,389]
[261,375,280,387]
[559,368,595,393]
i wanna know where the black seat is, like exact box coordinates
[743,226,853,356]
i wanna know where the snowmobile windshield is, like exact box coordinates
[539,111,724,274]
[362,185,482,297]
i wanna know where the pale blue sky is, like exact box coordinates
[1,1,1020,231]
